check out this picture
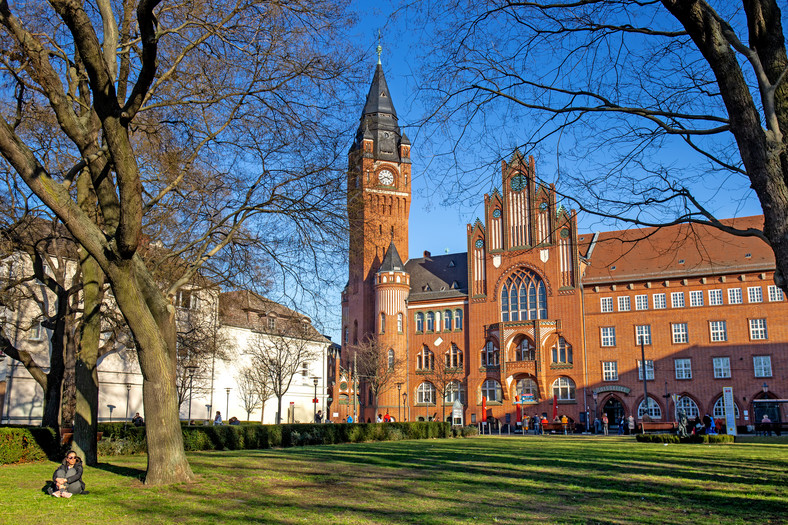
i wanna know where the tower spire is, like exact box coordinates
[377,30,382,65]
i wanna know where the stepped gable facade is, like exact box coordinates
[333,61,785,428]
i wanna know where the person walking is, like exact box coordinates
[602,414,609,436]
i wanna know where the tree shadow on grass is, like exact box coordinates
[93,462,146,482]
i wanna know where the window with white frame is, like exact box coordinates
[748,286,763,303]
[516,378,539,402]
[552,377,576,401]
[710,321,727,342]
[602,361,618,381]
[380,312,386,334]
[517,338,535,360]
[29,321,43,341]
[551,337,573,364]
[417,346,434,370]
[753,355,772,377]
[675,358,692,380]
[397,313,403,333]
[443,309,452,331]
[676,396,699,418]
[482,341,499,367]
[637,360,654,380]
[638,397,662,419]
[415,312,424,332]
[635,295,648,311]
[618,296,631,312]
[388,349,395,369]
[267,317,276,330]
[417,382,436,404]
[728,288,743,304]
[481,379,502,402]
[708,289,723,306]
[600,297,613,313]
[749,319,767,340]
[444,381,464,404]
[635,325,651,345]
[454,309,463,330]
[768,285,785,302]
[600,327,616,347]
[672,323,688,344]
[426,312,435,331]
[713,397,739,419]
[671,292,685,308]
[653,293,666,309]
[446,344,463,368]
[689,290,703,307]
[300,362,309,377]
[176,289,199,310]
[713,357,731,379]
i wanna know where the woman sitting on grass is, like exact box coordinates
[51,451,85,498]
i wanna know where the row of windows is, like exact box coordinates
[635,395,741,420]
[415,344,464,370]
[415,376,577,405]
[601,355,773,381]
[600,285,784,313]
[414,309,464,333]
[600,318,770,347]
[482,337,573,366]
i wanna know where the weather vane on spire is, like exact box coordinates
[376,30,382,64]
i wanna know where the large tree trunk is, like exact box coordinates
[73,250,104,466]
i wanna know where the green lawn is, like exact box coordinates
[1,435,786,524]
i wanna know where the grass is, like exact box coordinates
[1,435,786,524]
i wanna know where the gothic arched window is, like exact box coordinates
[415,312,424,332]
[518,338,536,361]
[426,312,435,332]
[500,269,548,321]
[551,337,573,364]
[482,341,499,367]
[417,345,434,371]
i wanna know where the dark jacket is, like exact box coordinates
[53,458,85,492]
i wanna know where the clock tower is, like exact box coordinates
[342,57,411,417]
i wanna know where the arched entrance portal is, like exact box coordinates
[603,397,625,426]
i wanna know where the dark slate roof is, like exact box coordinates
[362,64,398,118]
[379,241,405,273]
[406,252,468,301]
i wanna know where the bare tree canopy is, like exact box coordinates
[352,336,401,416]
[0,0,360,484]
[407,0,788,290]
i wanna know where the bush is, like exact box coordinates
[636,433,735,444]
[0,427,60,464]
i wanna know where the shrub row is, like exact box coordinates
[3,422,477,463]
[635,433,735,444]
[0,427,61,464]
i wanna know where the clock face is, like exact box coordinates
[378,169,394,185]
[511,174,526,192]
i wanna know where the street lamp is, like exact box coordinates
[402,392,408,422]
[592,390,598,425]
[396,382,403,422]
[186,365,198,424]
[205,404,212,423]
[107,404,116,422]
[125,383,132,423]
[762,382,769,395]
[639,338,650,433]
[225,388,231,418]
[312,376,319,423]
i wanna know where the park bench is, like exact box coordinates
[60,428,103,445]
[542,422,574,433]
[637,422,677,434]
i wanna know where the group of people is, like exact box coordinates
[212,411,241,425]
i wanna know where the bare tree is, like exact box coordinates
[429,344,465,423]
[0,0,359,484]
[246,325,323,425]
[236,366,272,422]
[408,0,788,292]
[353,336,402,417]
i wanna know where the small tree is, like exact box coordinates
[429,344,465,423]
[353,336,402,417]
[246,323,322,424]
[236,366,273,422]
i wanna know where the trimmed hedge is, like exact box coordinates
[4,421,474,463]
[0,427,61,464]
[636,433,735,444]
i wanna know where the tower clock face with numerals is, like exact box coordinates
[378,169,394,186]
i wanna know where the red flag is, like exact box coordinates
[552,393,558,421]
[481,396,487,423]
[515,396,521,423]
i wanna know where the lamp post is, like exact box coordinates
[107,404,116,422]
[312,377,319,422]
[639,338,650,433]
[762,382,769,395]
[225,387,231,418]
[662,381,671,422]
[592,390,598,425]
[402,392,408,422]
[205,404,212,423]
[186,365,198,423]
[396,382,403,422]
[125,383,132,423]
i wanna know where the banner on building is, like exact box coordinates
[723,387,737,436]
